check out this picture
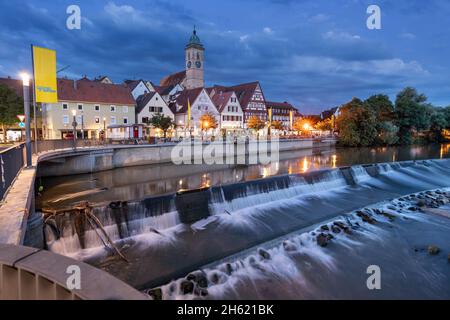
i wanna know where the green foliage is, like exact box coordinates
[315,118,333,131]
[394,87,430,144]
[149,113,174,138]
[364,94,394,122]
[377,121,399,145]
[336,98,378,147]
[0,84,24,126]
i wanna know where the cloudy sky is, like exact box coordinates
[0,0,449,113]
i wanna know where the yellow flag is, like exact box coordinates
[187,98,191,128]
[32,46,58,103]
[290,110,294,130]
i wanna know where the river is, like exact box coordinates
[36,143,450,299]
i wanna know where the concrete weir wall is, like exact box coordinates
[38,139,315,177]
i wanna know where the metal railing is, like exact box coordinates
[0,144,25,201]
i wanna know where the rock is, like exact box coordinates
[320,225,330,231]
[427,245,440,255]
[258,248,271,260]
[186,271,208,288]
[283,240,297,252]
[197,288,209,297]
[180,280,194,295]
[147,288,163,300]
[331,225,341,234]
[408,206,418,211]
[225,263,233,275]
[316,233,333,247]
[334,221,352,234]
[356,211,377,224]
[209,272,220,285]
[381,211,396,221]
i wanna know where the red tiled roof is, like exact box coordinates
[210,81,263,110]
[211,91,234,113]
[266,101,297,115]
[160,70,186,87]
[124,79,142,91]
[173,87,203,113]
[0,77,32,98]
[136,92,157,113]
[58,78,135,105]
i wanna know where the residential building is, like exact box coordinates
[266,101,297,130]
[211,91,244,134]
[169,87,220,137]
[41,78,136,139]
[209,82,267,127]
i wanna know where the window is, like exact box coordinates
[62,103,68,110]
[142,117,149,124]
[123,117,128,124]
[95,117,100,124]
[111,116,116,125]
[77,104,83,111]
[63,115,69,125]
[95,105,100,111]
[123,106,128,113]
[157,107,163,113]
[149,107,155,112]
[110,105,116,112]
[76,115,82,124]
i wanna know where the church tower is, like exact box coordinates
[185,27,205,89]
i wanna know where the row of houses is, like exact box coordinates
[0,75,300,140]
[0,28,301,140]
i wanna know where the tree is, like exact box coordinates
[394,87,430,145]
[336,98,378,147]
[427,107,448,142]
[199,112,218,131]
[315,118,333,132]
[149,113,174,138]
[0,84,24,142]
[377,121,399,145]
[247,115,266,132]
[364,94,394,122]
[270,120,284,131]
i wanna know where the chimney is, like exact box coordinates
[74,80,78,90]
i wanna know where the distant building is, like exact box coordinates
[160,28,205,90]
[266,101,297,130]
[124,79,154,100]
[42,78,136,139]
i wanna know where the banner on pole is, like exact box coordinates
[32,46,58,103]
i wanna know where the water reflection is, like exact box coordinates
[38,143,450,209]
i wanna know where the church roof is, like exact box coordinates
[186,28,204,49]
[160,70,186,87]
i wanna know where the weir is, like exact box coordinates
[36,159,450,289]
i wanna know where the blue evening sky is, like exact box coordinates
[0,0,449,113]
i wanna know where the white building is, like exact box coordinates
[211,91,244,133]
[170,87,220,137]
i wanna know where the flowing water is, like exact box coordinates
[37,144,450,299]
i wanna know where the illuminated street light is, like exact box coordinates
[20,72,32,167]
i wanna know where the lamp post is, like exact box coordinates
[72,110,77,148]
[20,73,32,167]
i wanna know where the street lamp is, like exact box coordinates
[20,72,32,167]
[72,110,77,144]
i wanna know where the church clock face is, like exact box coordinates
[196,61,202,68]
[187,61,192,68]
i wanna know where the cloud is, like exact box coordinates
[0,0,447,112]
[400,32,416,39]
